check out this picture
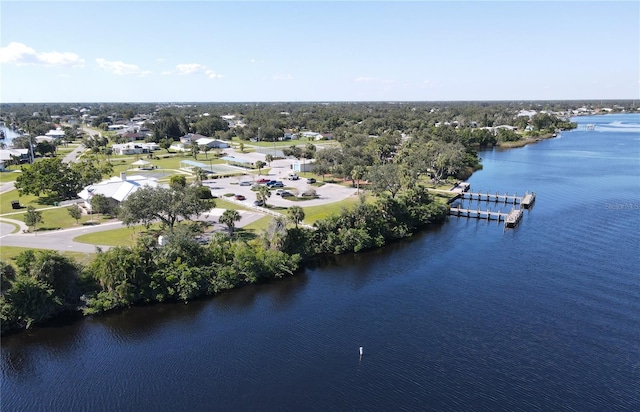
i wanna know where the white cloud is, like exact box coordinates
[273,74,293,81]
[205,69,223,79]
[355,76,375,82]
[176,63,207,75]
[95,58,151,76]
[0,42,84,67]
[174,63,223,79]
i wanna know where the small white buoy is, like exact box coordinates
[359,346,363,356]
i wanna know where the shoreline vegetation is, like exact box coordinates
[3,100,623,335]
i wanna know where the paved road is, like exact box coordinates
[62,143,86,163]
[0,218,124,253]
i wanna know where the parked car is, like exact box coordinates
[307,178,316,184]
[288,174,299,180]
[256,178,270,183]
[234,194,246,200]
[281,191,293,197]
[270,181,284,188]
[253,200,264,206]
[239,181,252,186]
[265,180,278,187]
[275,189,285,196]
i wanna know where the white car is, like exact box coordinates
[239,181,252,186]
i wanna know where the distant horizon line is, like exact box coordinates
[1,98,637,105]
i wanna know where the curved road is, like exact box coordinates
[0,218,124,253]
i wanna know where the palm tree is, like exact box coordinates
[287,206,305,228]
[219,209,241,236]
[265,154,273,166]
[351,165,365,193]
[255,185,271,207]
[255,160,266,176]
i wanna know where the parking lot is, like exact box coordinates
[203,172,357,208]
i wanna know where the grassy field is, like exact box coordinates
[73,224,159,247]
[0,170,21,183]
[240,215,272,232]
[0,245,96,267]
[301,195,362,224]
[0,189,53,214]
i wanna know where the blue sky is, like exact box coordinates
[1,1,638,102]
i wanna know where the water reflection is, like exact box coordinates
[92,300,206,343]
[1,321,84,379]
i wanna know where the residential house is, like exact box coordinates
[45,129,65,138]
[180,133,208,144]
[112,142,158,155]
[0,148,30,170]
[301,131,323,140]
[195,137,229,149]
[77,172,163,211]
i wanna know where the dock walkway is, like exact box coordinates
[446,185,534,228]
[459,191,536,209]
[449,205,523,228]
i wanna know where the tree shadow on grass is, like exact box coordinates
[35,226,62,232]
[235,228,257,242]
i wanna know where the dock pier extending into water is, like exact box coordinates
[459,191,536,209]
[449,205,523,228]
[447,187,534,228]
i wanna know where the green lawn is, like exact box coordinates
[0,170,21,183]
[300,195,362,224]
[27,208,113,231]
[1,245,96,267]
[241,215,272,232]
[0,189,48,214]
[215,198,252,212]
[73,224,159,247]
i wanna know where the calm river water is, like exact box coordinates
[2,114,639,411]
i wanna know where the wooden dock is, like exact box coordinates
[460,191,536,208]
[449,205,524,228]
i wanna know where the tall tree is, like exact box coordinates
[255,185,271,207]
[23,206,43,232]
[67,204,82,223]
[219,209,241,236]
[368,163,402,198]
[255,160,266,175]
[90,193,112,216]
[15,158,83,201]
[119,184,213,231]
[287,206,305,228]
[351,165,365,193]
